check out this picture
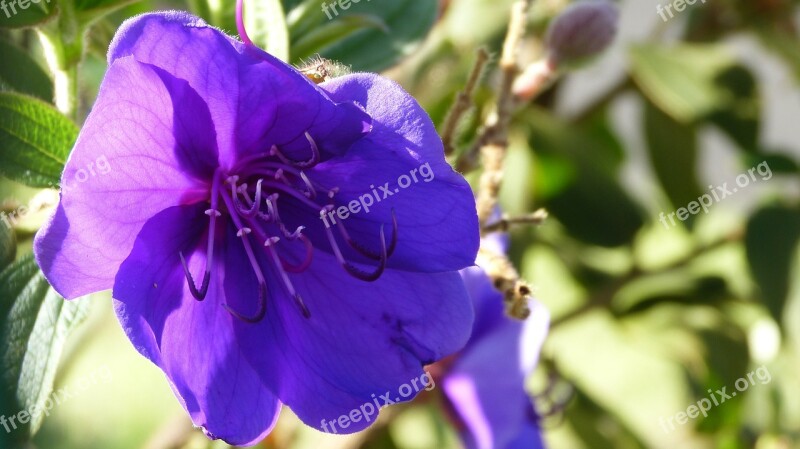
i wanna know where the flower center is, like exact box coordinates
[179,132,397,323]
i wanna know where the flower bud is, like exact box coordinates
[545,0,619,69]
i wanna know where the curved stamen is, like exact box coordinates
[224,283,267,323]
[180,250,210,300]
[324,221,387,282]
[243,163,332,198]
[265,194,309,240]
[279,233,314,273]
[239,187,273,222]
[236,0,253,46]
[180,171,223,300]
[299,171,317,199]
[265,238,311,318]
[263,181,321,211]
[220,190,269,323]
[269,132,320,168]
[236,179,263,217]
[240,213,313,274]
[274,168,292,186]
[336,209,398,260]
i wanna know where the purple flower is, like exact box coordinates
[33,11,479,446]
[435,235,549,449]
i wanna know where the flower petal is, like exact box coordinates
[34,57,215,299]
[233,249,474,433]
[109,12,370,167]
[299,74,479,272]
[443,267,549,449]
[113,204,281,446]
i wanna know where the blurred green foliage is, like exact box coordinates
[1,0,799,448]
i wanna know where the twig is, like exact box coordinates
[479,244,534,320]
[442,48,490,156]
[549,231,743,329]
[474,0,532,227]
[483,208,548,233]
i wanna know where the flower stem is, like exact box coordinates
[37,0,84,121]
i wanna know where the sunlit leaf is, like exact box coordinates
[630,44,735,123]
[244,0,289,61]
[0,39,53,102]
[0,92,76,188]
[295,0,438,72]
[0,255,91,440]
[291,14,388,62]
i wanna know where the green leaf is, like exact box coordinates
[0,0,56,29]
[0,255,91,440]
[0,39,53,102]
[0,222,14,270]
[244,0,290,61]
[74,0,142,26]
[286,0,323,38]
[566,385,648,448]
[708,65,760,154]
[291,14,388,62]
[295,0,438,72]
[644,101,704,218]
[528,109,644,247]
[745,205,800,324]
[0,92,77,187]
[630,44,735,123]
[613,275,730,317]
[743,153,798,175]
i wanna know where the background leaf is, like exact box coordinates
[0,38,53,102]
[291,14,388,62]
[289,0,438,72]
[244,0,290,61]
[0,92,76,187]
[707,65,760,155]
[0,255,91,442]
[644,101,703,217]
[0,221,14,270]
[630,44,734,123]
[745,205,800,324]
[0,0,55,29]
[528,110,644,247]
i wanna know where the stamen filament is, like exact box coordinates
[180,170,223,301]
[265,238,311,318]
[336,209,398,260]
[324,222,387,282]
[220,190,268,323]
[269,132,320,168]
